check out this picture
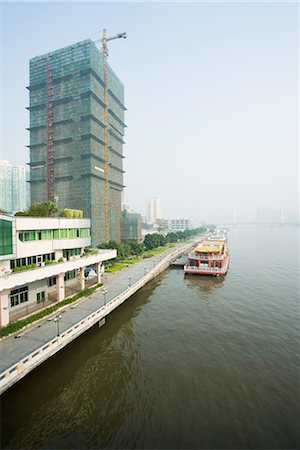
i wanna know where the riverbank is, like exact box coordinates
[0,237,199,394]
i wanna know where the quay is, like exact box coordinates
[0,238,200,395]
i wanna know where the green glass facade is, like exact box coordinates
[0,219,13,256]
[29,39,125,246]
[18,228,90,241]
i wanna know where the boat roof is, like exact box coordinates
[195,241,224,253]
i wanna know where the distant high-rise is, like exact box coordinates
[28,39,126,246]
[147,197,161,224]
[0,160,28,213]
[0,161,12,213]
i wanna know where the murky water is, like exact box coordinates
[1,226,299,449]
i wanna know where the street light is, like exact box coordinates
[53,314,62,337]
[128,276,132,287]
[102,289,108,306]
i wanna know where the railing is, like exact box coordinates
[188,253,224,261]
[184,264,227,273]
[0,240,195,394]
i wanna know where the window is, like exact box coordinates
[80,228,90,237]
[10,253,55,269]
[0,219,13,256]
[64,270,75,281]
[17,228,90,242]
[10,286,28,307]
[36,291,45,304]
[48,276,56,287]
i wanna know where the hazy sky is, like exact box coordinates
[1,2,298,223]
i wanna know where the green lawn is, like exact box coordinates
[142,245,171,258]
[105,263,126,272]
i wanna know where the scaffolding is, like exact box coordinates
[28,39,126,245]
[45,55,54,201]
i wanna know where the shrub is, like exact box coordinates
[12,263,37,273]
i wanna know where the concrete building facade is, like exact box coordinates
[167,218,193,232]
[28,39,126,246]
[0,214,116,326]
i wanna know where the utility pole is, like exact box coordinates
[100,29,127,243]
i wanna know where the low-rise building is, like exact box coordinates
[167,218,194,232]
[0,215,116,326]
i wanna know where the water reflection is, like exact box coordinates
[1,227,300,450]
[184,274,225,297]
[1,280,159,450]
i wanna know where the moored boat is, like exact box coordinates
[184,238,229,276]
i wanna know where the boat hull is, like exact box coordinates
[183,258,229,277]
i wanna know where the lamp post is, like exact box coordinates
[53,314,62,337]
[102,289,108,306]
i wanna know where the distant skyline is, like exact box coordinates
[1,2,298,223]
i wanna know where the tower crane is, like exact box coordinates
[95,29,127,243]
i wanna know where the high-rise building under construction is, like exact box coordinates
[28,39,126,246]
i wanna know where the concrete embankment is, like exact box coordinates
[0,239,197,395]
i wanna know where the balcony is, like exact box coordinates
[188,253,224,261]
[0,249,116,291]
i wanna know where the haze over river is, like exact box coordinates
[1,226,299,449]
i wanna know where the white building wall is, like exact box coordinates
[8,279,47,318]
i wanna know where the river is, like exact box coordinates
[1,225,299,449]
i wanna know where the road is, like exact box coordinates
[0,241,193,374]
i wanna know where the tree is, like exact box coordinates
[155,218,167,233]
[15,201,58,217]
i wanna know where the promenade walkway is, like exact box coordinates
[0,241,193,379]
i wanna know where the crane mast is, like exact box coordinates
[101,29,126,243]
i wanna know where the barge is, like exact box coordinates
[183,238,229,277]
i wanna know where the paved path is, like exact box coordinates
[0,241,193,374]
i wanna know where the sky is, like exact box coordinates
[0,1,298,223]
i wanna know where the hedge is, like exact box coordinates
[0,283,102,339]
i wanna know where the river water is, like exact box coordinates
[1,226,299,449]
